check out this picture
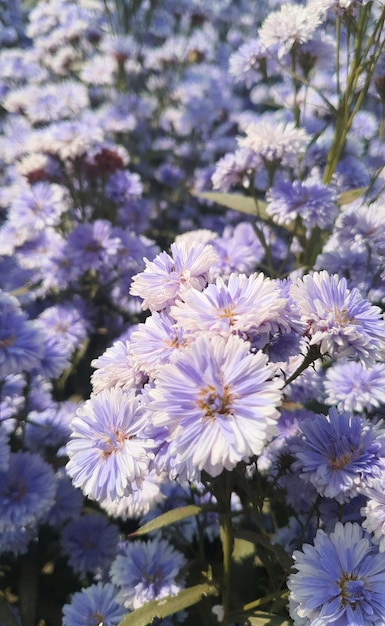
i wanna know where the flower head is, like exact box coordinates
[62,582,125,626]
[324,360,385,412]
[290,270,385,365]
[291,407,385,503]
[149,333,282,478]
[66,388,155,503]
[129,241,218,312]
[288,522,385,626]
[237,119,309,170]
[110,537,186,610]
[0,451,57,532]
[259,4,322,59]
[61,513,119,578]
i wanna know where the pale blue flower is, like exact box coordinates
[288,522,385,625]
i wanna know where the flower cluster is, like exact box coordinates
[1,0,385,625]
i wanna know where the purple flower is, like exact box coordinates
[211,148,259,191]
[24,400,78,454]
[237,118,309,169]
[288,522,385,626]
[66,220,122,272]
[360,475,385,552]
[259,4,322,59]
[61,513,118,578]
[291,407,385,503]
[0,451,57,532]
[36,301,91,352]
[290,270,385,365]
[66,388,155,503]
[90,339,146,394]
[266,178,338,230]
[62,582,125,626]
[209,222,264,279]
[105,170,143,203]
[110,537,186,610]
[148,333,282,478]
[9,181,69,230]
[0,290,44,378]
[130,311,194,378]
[324,360,385,412]
[170,272,286,340]
[45,470,83,528]
[129,241,218,312]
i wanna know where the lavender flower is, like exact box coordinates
[291,407,385,503]
[288,522,385,626]
[170,272,286,340]
[259,4,322,59]
[66,388,155,502]
[0,290,44,378]
[61,513,119,578]
[129,241,218,312]
[0,451,57,532]
[148,333,282,478]
[290,270,385,365]
[360,475,385,552]
[66,220,122,273]
[324,360,385,412]
[110,537,186,610]
[237,118,309,170]
[62,582,125,626]
[266,178,338,231]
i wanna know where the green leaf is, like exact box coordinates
[129,504,203,537]
[337,187,368,205]
[192,191,266,216]
[117,582,219,626]
[247,611,292,626]
[232,536,256,563]
[0,598,19,626]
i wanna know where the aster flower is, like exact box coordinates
[90,339,146,394]
[266,178,338,231]
[66,388,155,502]
[110,537,186,610]
[0,451,57,532]
[100,470,166,520]
[324,360,385,412]
[290,270,385,365]
[208,222,264,280]
[0,526,37,557]
[170,272,287,342]
[36,301,91,352]
[291,407,385,503]
[288,522,385,626]
[129,311,195,378]
[62,582,125,626]
[148,333,282,478]
[259,4,322,59]
[211,148,259,191]
[61,513,119,578]
[129,241,218,312]
[24,400,78,454]
[237,119,309,170]
[360,475,385,552]
[45,470,83,528]
[8,181,69,230]
[0,290,44,378]
[66,220,122,272]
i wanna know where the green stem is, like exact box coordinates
[283,344,322,388]
[19,541,39,626]
[219,471,233,626]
